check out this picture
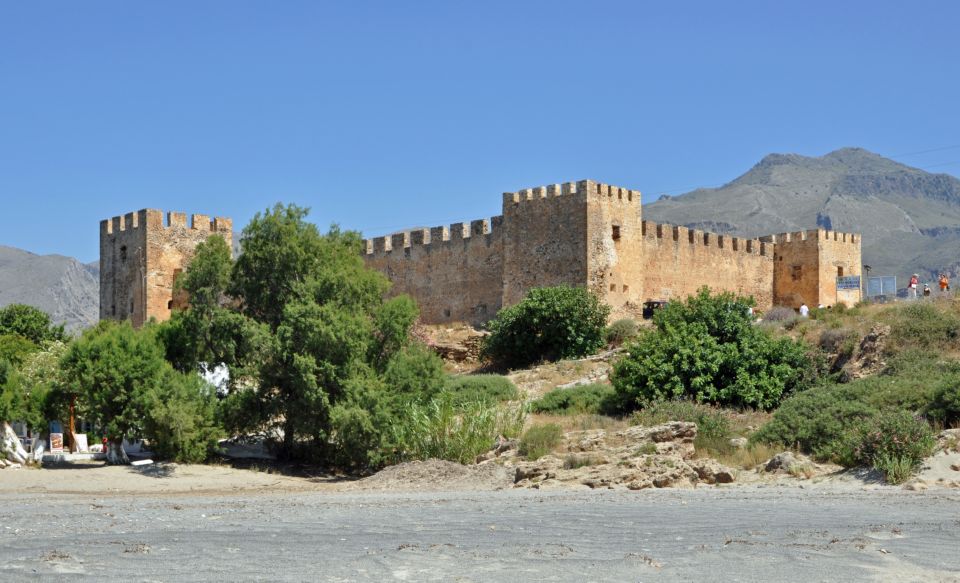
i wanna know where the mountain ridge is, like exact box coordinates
[645,147,960,285]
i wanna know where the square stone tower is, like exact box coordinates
[99,209,232,327]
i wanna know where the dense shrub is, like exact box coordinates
[519,423,563,460]
[836,412,935,483]
[818,328,857,354]
[755,354,957,461]
[482,286,610,368]
[886,302,960,353]
[140,371,220,463]
[443,374,519,406]
[605,318,639,346]
[611,288,813,411]
[391,393,526,464]
[530,383,616,415]
[927,380,960,427]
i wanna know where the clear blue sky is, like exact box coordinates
[2,1,958,262]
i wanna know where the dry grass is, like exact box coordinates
[695,438,780,471]
[527,413,629,433]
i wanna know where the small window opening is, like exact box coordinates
[130,299,135,313]
[609,284,616,292]
[612,225,621,240]
[111,304,116,316]
[167,300,173,310]
[120,245,127,263]
[837,266,844,277]
[622,284,629,293]
[443,308,451,318]
[791,265,802,281]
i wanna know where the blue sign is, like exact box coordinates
[837,275,861,291]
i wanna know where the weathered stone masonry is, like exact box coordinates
[99,181,861,328]
[100,209,232,327]
[362,180,862,325]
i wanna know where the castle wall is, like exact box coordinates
[770,229,861,308]
[640,221,774,309]
[100,209,232,327]
[501,182,589,307]
[585,181,646,319]
[362,218,503,326]
[357,179,862,326]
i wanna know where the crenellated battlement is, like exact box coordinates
[763,229,859,245]
[363,215,503,256]
[356,177,861,324]
[100,209,232,236]
[640,220,769,256]
[502,179,641,207]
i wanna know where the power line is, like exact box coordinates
[890,144,960,159]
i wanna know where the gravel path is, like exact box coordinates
[1,486,959,582]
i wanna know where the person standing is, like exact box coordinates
[909,274,919,299]
[940,274,950,295]
[924,284,932,298]
[799,303,809,317]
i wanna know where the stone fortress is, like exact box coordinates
[100,209,232,327]
[362,180,862,325]
[100,179,861,327]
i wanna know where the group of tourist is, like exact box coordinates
[907,273,951,299]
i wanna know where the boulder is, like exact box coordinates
[689,459,736,484]
[765,451,809,473]
[2,422,29,465]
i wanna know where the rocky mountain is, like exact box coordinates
[645,148,960,285]
[0,246,99,332]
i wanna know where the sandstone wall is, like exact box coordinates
[585,182,645,319]
[100,212,148,325]
[640,221,774,308]
[100,210,232,327]
[770,229,861,308]
[362,218,503,326]
[814,230,862,306]
[501,182,589,308]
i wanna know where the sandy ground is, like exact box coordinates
[0,461,343,497]
[1,485,958,582]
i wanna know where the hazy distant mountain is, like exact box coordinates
[0,246,99,332]
[645,148,960,285]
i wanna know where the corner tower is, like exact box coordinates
[99,209,232,327]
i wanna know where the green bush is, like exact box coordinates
[887,302,960,353]
[836,411,935,483]
[530,384,616,416]
[140,371,221,463]
[391,393,526,465]
[519,423,563,460]
[927,380,960,426]
[611,288,813,411]
[755,355,957,460]
[443,374,519,406]
[819,328,856,354]
[482,286,610,368]
[605,318,639,346]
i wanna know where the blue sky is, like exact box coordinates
[2,1,958,262]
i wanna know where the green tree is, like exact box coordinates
[140,369,220,463]
[203,204,444,465]
[611,288,812,411]
[158,235,269,392]
[482,286,611,369]
[0,333,38,368]
[0,304,65,344]
[60,321,169,464]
